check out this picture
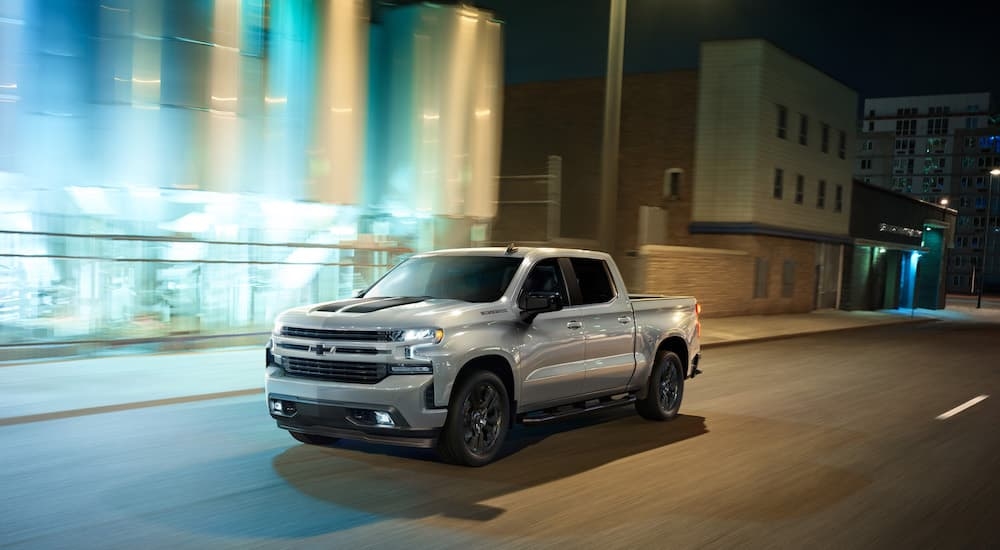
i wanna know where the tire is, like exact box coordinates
[635,350,685,421]
[290,431,339,446]
[437,369,510,467]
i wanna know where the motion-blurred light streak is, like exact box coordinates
[0,1,503,348]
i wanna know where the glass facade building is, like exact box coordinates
[0,0,503,349]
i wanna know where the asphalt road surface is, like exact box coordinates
[3,320,998,549]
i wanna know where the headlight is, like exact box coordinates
[389,364,433,374]
[398,328,444,343]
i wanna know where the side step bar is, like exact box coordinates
[520,394,637,425]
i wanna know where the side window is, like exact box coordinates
[521,259,569,307]
[569,258,616,304]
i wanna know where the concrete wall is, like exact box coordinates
[693,40,856,237]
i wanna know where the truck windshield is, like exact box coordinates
[363,256,523,303]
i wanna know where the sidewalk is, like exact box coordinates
[1,306,994,424]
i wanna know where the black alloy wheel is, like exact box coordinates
[438,369,510,466]
[636,350,685,421]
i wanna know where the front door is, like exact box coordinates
[517,259,587,409]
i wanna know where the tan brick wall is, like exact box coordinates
[638,245,753,317]
[638,235,819,317]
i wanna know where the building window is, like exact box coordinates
[868,109,875,118]
[781,260,795,298]
[821,123,830,153]
[776,104,787,139]
[863,140,874,151]
[665,169,682,200]
[773,168,784,199]
[927,118,950,135]
[799,114,809,145]
[860,159,872,170]
[754,258,769,298]
[895,119,917,136]
[838,130,846,159]
[834,184,843,213]
[795,175,804,204]
[868,121,874,131]
[927,137,947,154]
[817,180,826,209]
[966,118,978,129]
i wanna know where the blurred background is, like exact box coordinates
[0,0,503,348]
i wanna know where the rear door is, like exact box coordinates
[566,257,636,395]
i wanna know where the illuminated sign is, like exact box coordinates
[879,223,922,238]
[979,135,1000,153]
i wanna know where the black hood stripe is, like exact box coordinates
[339,297,427,313]
[313,298,368,313]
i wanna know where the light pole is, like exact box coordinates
[598,0,626,255]
[978,168,1000,308]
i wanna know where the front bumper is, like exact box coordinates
[265,365,448,445]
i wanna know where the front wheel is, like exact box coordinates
[437,370,510,467]
[636,350,685,421]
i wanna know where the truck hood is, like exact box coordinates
[276,296,511,330]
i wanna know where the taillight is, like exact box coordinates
[695,302,702,316]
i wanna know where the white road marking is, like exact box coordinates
[936,395,989,420]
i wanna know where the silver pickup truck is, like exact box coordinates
[266,246,701,466]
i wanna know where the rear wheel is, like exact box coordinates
[437,369,510,467]
[636,350,684,421]
[290,431,339,446]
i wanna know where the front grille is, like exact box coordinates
[285,357,388,384]
[281,327,401,341]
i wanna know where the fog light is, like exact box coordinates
[373,411,394,426]
[271,399,283,412]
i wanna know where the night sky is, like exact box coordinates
[471,0,1000,106]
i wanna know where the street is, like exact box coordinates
[2,320,999,549]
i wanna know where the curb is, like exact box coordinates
[700,316,937,349]
[0,388,264,427]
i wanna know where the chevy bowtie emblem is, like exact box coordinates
[310,344,334,356]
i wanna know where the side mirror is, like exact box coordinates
[518,291,563,323]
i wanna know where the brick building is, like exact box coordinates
[495,39,858,316]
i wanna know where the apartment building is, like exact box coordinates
[856,93,997,292]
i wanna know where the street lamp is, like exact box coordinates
[978,168,1000,308]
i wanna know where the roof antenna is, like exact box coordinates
[505,242,517,255]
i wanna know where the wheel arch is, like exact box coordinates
[454,354,517,424]
[636,336,689,401]
[657,336,690,379]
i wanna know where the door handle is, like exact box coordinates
[618,316,632,324]
[566,321,582,330]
